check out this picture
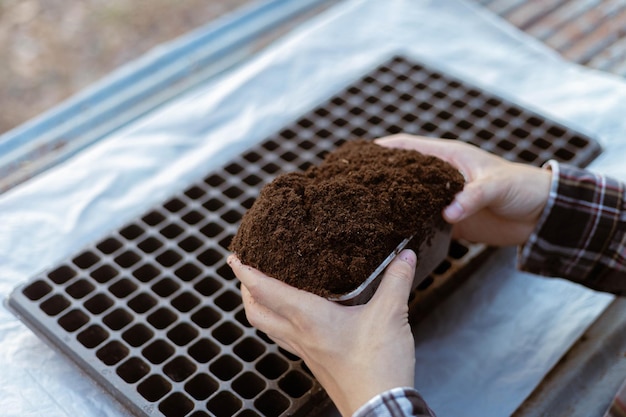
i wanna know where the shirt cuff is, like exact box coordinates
[518,160,625,292]
[353,387,436,417]
[517,159,559,273]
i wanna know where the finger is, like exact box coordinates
[240,284,296,341]
[228,254,322,319]
[241,286,301,356]
[443,176,505,223]
[375,135,469,169]
[370,249,417,307]
[228,254,268,289]
[240,284,282,329]
[375,135,455,156]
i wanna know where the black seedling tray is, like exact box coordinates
[7,56,602,417]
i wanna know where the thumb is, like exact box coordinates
[371,249,417,305]
[444,176,505,223]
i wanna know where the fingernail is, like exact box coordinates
[444,200,464,222]
[398,249,417,268]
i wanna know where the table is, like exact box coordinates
[1,1,625,416]
[474,1,626,415]
[481,0,626,76]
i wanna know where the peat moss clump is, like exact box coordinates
[230,139,464,297]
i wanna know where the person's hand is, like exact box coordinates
[375,134,552,246]
[228,250,418,417]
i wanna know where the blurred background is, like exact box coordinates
[3,0,626,137]
[0,0,252,135]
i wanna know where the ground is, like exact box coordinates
[0,0,251,135]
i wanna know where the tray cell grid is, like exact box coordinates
[9,55,601,417]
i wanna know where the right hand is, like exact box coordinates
[376,134,552,246]
[228,250,418,417]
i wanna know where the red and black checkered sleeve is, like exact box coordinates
[353,387,436,417]
[519,161,626,295]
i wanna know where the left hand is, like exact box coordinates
[228,250,418,417]
[376,135,552,246]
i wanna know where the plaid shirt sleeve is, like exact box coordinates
[519,160,626,295]
[352,387,436,417]
[353,162,625,417]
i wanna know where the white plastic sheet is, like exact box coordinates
[1,0,625,416]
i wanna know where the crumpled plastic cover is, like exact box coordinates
[1,0,625,416]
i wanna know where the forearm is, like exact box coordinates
[519,161,626,295]
[353,388,436,417]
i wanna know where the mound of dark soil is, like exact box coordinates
[229,139,463,298]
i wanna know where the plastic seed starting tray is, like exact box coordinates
[7,56,602,417]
